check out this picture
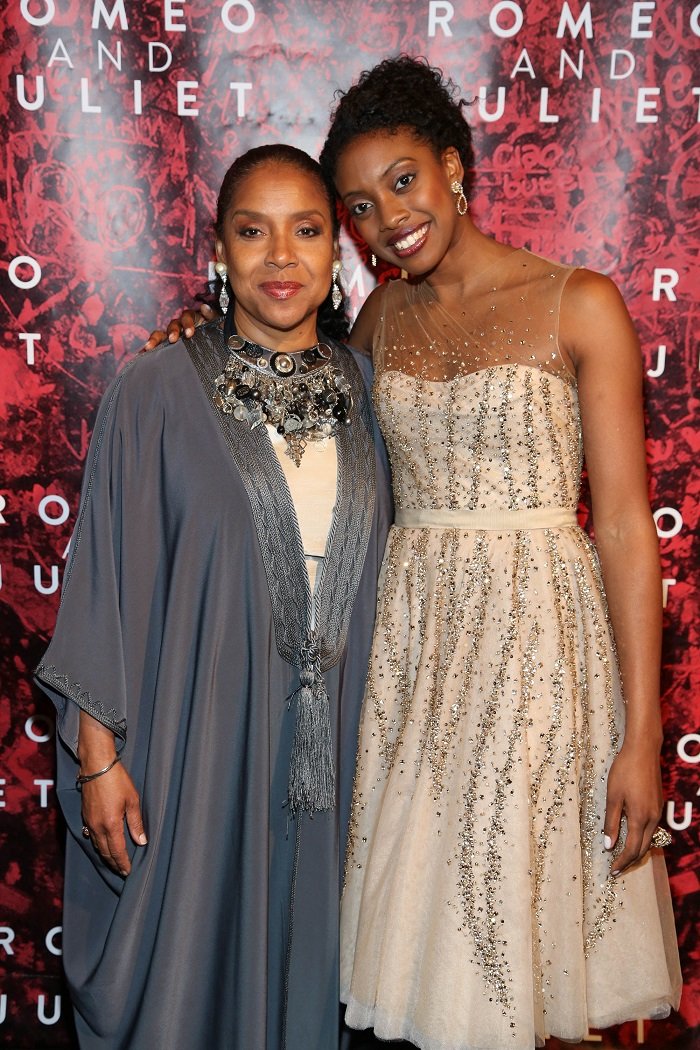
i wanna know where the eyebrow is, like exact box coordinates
[230,209,328,221]
[341,157,416,200]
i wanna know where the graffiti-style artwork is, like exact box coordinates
[0,2,697,1046]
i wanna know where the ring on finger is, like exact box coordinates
[650,826,672,849]
[81,824,90,838]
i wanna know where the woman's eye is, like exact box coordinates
[350,202,372,218]
[395,172,415,190]
[238,226,262,238]
[298,225,321,237]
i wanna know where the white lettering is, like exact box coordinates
[539,87,559,123]
[693,86,700,121]
[25,715,53,743]
[221,0,255,33]
[0,995,6,1024]
[97,39,122,71]
[652,268,678,301]
[19,332,41,365]
[489,1,523,38]
[610,50,635,80]
[478,85,506,122]
[81,77,102,114]
[0,779,5,808]
[661,578,676,607]
[92,0,127,30]
[637,86,660,123]
[39,495,70,525]
[557,1,592,39]
[654,507,682,538]
[47,38,73,68]
[559,49,584,79]
[428,0,454,36]
[0,495,6,525]
[16,74,45,111]
[590,86,601,123]
[34,565,60,594]
[46,927,62,956]
[177,81,199,116]
[35,779,54,807]
[647,344,666,377]
[165,0,186,30]
[9,255,41,289]
[20,0,55,26]
[631,1,656,38]
[677,734,700,764]
[666,800,692,831]
[229,81,252,118]
[692,5,700,35]
[511,48,536,78]
[133,79,142,114]
[37,994,61,1025]
[0,927,15,955]
[149,42,172,72]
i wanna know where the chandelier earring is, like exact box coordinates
[371,253,377,268]
[331,260,343,311]
[451,180,468,217]
[214,260,230,315]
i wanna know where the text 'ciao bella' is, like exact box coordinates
[12,0,700,125]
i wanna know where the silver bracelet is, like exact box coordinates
[76,754,121,786]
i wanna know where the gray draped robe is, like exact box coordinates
[35,326,392,1050]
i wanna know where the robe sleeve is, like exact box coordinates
[35,365,136,760]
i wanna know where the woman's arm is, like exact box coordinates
[561,269,664,876]
[349,282,388,358]
[78,709,147,877]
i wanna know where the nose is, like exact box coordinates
[265,230,297,268]
[376,194,410,232]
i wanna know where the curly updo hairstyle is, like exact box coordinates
[319,55,475,198]
[214,143,348,341]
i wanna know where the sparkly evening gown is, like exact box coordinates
[340,249,681,1050]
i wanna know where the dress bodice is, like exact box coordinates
[371,249,582,513]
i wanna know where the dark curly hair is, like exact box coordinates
[319,55,475,198]
[214,144,349,341]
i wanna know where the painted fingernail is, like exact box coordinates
[138,834,147,845]
[604,835,613,850]
[185,328,193,336]
[120,869,128,877]
[611,869,621,877]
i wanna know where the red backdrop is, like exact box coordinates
[0,1,698,1046]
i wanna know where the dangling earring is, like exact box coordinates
[451,180,468,216]
[215,260,229,315]
[331,260,342,311]
[371,253,377,268]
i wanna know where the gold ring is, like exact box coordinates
[650,826,672,849]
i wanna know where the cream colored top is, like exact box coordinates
[267,426,338,594]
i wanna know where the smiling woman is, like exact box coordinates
[34,144,392,1050]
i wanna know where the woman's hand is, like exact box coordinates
[142,302,217,351]
[604,739,664,876]
[81,762,147,877]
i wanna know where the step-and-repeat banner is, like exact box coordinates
[0,2,698,1047]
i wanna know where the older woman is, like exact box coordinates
[35,144,391,1050]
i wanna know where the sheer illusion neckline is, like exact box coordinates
[374,362,577,391]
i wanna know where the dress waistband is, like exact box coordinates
[394,507,578,530]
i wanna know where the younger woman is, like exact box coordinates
[319,56,681,1050]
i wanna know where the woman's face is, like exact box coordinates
[334,129,464,277]
[216,162,335,348]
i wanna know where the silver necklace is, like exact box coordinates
[213,332,353,466]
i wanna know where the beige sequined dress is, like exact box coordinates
[340,249,681,1050]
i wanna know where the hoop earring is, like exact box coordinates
[451,180,468,217]
[331,260,342,311]
[214,260,229,315]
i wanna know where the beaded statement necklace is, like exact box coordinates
[213,332,353,466]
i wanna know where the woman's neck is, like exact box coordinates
[233,310,319,352]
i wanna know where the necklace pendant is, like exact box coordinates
[284,433,306,467]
